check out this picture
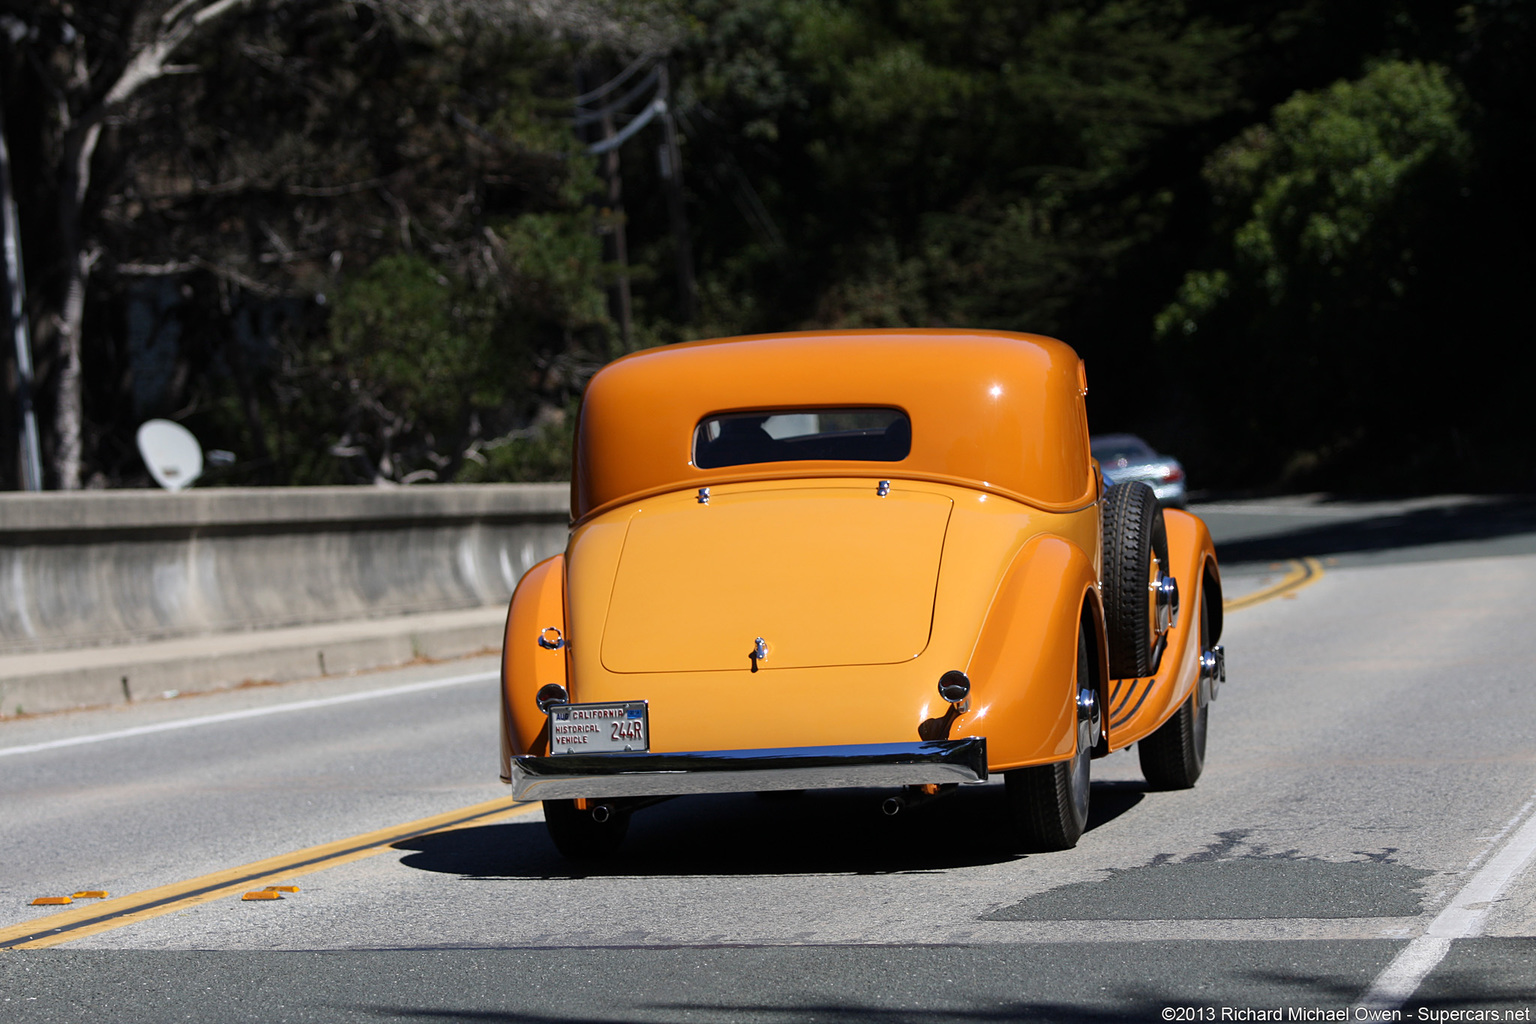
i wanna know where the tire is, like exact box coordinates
[1138,587,1210,790]
[543,799,629,860]
[1006,627,1097,851]
[1100,481,1170,679]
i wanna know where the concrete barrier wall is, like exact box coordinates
[0,484,570,655]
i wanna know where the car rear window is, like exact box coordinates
[693,408,911,469]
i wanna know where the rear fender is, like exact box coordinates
[1204,553,1224,645]
[500,554,568,780]
[954,534,1101,771]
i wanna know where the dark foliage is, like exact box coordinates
[1,0,1530,491]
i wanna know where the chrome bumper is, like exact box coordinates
[509,738,989,801]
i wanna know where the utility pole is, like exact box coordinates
[600,109,634,348]
[0,104,42,490]
[576,62,641,349]
[656,65,696,325]
[577,56,696,328]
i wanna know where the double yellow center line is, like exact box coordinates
[4,557,1324,951]
[1223,556,1325,612]
[0,796,538,950]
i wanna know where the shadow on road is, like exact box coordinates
[394,781,1145,879]
[359,999,1188,1023]
[1210,495,1536,565]
[336,945,1529,1022]
[13,945,1529,1023]
[369,991,1523,1024]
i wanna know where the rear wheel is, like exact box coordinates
[543,799,628,860]
[1006,627,1097,851]
[1101,482,1170,678]
[1138,588,1211,790]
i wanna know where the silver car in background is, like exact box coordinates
[1091,433,1188,508]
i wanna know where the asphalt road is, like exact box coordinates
[1,496,1533,1022]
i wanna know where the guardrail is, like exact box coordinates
[0,484,570,656]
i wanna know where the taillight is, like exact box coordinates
[1161,466,1185,483]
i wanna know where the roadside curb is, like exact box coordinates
[0,605,506,718]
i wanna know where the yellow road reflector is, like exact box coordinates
[241,891,281,901]
[31,897,72,906]
[72,891,109,899]
[262,886,300,893]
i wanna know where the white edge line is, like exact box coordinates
[1356,796,1536,1010]
[0,670,499,758]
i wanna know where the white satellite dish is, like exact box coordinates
[136,419,204,492]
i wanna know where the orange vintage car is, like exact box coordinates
[500,329,1225,858]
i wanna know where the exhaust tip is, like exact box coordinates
[535,683,569,712]
[937,670,971,707]
[590,803,614,824]
[881,796,905,817]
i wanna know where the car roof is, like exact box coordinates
[573,329,1095,522]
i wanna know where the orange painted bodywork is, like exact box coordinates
[499,554,567,782]
[954,532,1104,769]
[599,485,954,672]
[572,330,1095,523]
[500,329,1219,780]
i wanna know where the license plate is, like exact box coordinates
[548,701,649,754]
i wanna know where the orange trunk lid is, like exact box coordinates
[600,485,953,673]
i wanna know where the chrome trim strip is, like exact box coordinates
[510,738,988,801]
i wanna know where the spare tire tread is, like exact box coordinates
[1100,482,1166,679]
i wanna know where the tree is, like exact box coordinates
[1155,60,1473,485]
[0,0,677,488]
[2,0,277,489]
[4,0,1523,493]
[660,0,1250,412]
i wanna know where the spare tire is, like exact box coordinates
[1100,481,1170,678]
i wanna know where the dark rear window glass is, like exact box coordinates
[693,408,911,469]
